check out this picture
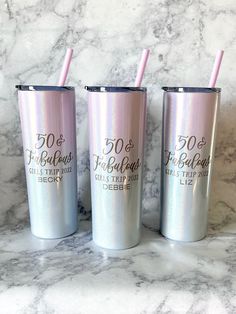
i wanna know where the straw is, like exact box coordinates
[135,49,150,87]
[58,48,73,86]
[208,50,224,88]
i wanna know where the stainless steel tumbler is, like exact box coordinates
[17,85,78,239]
[86,86,147,249]
[160,87,220,241]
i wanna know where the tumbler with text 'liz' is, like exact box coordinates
[160,87,220,241]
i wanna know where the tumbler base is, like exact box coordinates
[31,226,78,240]
[93,239,140,250]
[160,230,206,242]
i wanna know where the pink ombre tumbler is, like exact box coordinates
[86,86,147,249]
[161,87,220,241]
[16,85,78,239]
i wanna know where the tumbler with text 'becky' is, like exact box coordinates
[86,86,146,249]
[17,85,78,239]
[160,87,220,242]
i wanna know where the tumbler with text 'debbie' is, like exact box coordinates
[86,86,147,249]
[160,87,221,242]
[17,85,78,239]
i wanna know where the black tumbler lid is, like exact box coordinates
[16,85,74,91]
[162,87,221,93]
[85,86,146,92]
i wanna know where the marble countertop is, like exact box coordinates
[1,203,236,314]
[1,0,236,313]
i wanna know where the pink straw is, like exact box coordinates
[58,48,73,86]
[135,49,150,87]
[208,50,224,88]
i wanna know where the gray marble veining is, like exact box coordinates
[0,0,236,312]
[0,209,236,313]
[1,0,236,225]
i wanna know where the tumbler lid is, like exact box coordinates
[162,87,221,93]
[85,86,146,92]
[15,85,74,91]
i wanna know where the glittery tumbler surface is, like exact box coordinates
[161,87,220,242]
[17,86,78,239]
[87,86,146,249]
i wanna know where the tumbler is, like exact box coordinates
[160,87,220,241]
[86,86,147,249]
[17,85,78,239]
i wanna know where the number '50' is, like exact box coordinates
[35,133,65,149]
[103,138,134,155]
[175,135,206,151]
